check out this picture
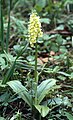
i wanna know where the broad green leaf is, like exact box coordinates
[48,97,62,106]
[0,92,10,103]
[37,0,46,8]
[55,25,64,30]
[34,105,50,117]
[0,117,5,120]
[63,97,72,107]
[13,45,24,54]
[60,46,67,53]
[51,43,58,52]
[37,79,56,104]
[35,0,46,12]
[56,35,63,45]
[26,55,35,62]
[35,5,42,12]
[40,18,50,24]
[65,112,73,120]
[43,34,50,40]
[7,80,32,107]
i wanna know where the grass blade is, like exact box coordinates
[2,60,16,84]
[0,0,4,52]
[6,0,11,52]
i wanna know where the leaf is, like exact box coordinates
[10,116,16,120]
[0,80,6,90]
[34,105,50,117]
[57,71,70,77]
[13,45,24,54]
[64,112,73,120]
[35,5,42,12]
[64,0,73,6]
[35,0,46,12]
[2,52,16,62]
[57,75,66,81]
[0,92,10,103]
[70,72,73,79]
[0,57,7,70]
[0,117,5,120]
[56,35,63,45]
[37,0,46,8]
[40,18,50,24]
[11,16,27,34]
[7,80,32,107]
[60,46,67,53]
[55,25,64,30]
[2,60,16,84]
[43,34,50,40]
[48,97,62,106]
[51,43,58,52]
[63,97,72,107]
[37,79,56,104]
[26,55,35,62]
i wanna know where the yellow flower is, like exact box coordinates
[28,12,43,47]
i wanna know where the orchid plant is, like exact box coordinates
[7,11,56,119]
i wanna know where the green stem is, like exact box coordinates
[0,0,4,52]
[6,0,11,52]
[35,42,38,82]
[39,114,41,120]
[34,42,38,104]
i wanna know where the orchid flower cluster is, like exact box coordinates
[28,12,43,47]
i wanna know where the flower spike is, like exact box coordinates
[28,11,43,47]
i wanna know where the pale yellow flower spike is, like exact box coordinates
[28,12,43,47]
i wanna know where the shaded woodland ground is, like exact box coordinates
[0,0,73,120]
